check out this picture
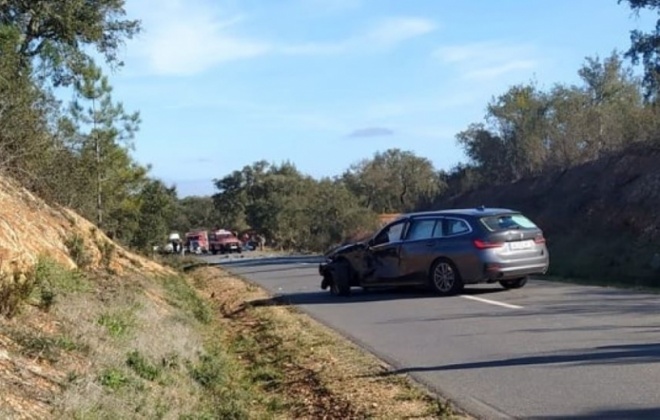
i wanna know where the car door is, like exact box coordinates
[398,217,441,282]
[365,219,407,283]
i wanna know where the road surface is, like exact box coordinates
[204,254,660,419]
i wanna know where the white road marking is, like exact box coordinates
[460,295,523,309]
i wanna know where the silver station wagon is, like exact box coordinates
[319,207,550,296]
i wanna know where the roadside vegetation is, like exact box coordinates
[0,252,465,419]
[3,0,660,418]
[2,0,660,282]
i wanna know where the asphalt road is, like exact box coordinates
[204,254,660,419]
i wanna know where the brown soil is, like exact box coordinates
[0,176,170,277]
[192,267,468,419]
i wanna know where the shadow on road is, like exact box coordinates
[377,342,660,375]
[229,265,318,275]
[239,285,508,307]
[538,407,660,419]
[205,255,324,268]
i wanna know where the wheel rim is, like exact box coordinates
[433,262,455,292]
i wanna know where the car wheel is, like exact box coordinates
[329,261,351,297]
[430,259,464,296]
[500,277,528,290]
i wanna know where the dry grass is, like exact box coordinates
[0,168,470,418]
[0,257,471,419]
[192,267,469,419]
[0,176,170,278]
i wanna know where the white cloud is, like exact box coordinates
[281,17,436,56]
[434,41,539,82]
[365,17,436,47]
[126,0,435,76]
[465,60,537,81]
[297,0,361,14]
[127,0,270,76]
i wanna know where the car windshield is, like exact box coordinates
[480,214,538,231]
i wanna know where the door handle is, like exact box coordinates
[425,242,434,248]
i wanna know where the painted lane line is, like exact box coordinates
[460,295,523,309]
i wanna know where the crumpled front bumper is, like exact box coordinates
[318,261,330,276]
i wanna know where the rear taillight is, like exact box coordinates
[534,236,546,244]
[473,239,505,249]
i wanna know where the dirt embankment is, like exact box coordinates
[434,144,660,284]
[0,173,464,419]
[0,176,168,278]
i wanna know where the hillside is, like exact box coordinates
[0,177,168,279]
[0,175,456,419]
[434,143,660,284]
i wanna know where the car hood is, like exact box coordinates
[324,241,366,259]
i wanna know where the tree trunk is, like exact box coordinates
[93,98,102,228]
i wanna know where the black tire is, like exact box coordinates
[500,277,528,290]
[429,259,464,296]
[329,261,351,297]
[211,248,218,255]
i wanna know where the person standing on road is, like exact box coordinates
[169,232,181,254]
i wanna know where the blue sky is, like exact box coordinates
[106,0,655,197]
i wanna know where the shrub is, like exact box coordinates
[64,233,91,269]
[0,267,37,318]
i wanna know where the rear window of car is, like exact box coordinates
[480,213,538,231]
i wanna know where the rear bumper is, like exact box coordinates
[484,261,549,281]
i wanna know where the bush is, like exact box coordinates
[33,257,89,311]
[0,267,36,318]
[64,233,91,269]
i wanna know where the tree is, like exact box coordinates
[576,52,646,154]
[0,0,140,85]
[212,161,379,252]
[619,0,660,99]
[68,62,141,230]
[342,149,444,213]
[304,179,378,251]
[0,25,56,181]
[456,124,511,185]
[132,180,178,250]
[171,196,221,234]
[484,83,550,179]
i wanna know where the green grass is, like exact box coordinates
[98,368,131,391]
[35,257,89,292]
[2,256,80,317]
[186,350,253,420]
[97,309,136,338]
[30,256,90,312]
[162,275,212,324]
[64,233,91,269]
[545,232,660,289]
[126,350,162,381]
[9,329,88,363]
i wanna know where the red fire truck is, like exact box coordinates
[185,230,209,254]
[208,229,242,254]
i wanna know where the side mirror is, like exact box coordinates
[367,238,374,247]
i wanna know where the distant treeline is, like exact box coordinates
[3,0,660,254]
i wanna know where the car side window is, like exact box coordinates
[387,222,405,243]
[446,219,470,236]
[374,221,406,245]
[431,220,445,238]
[406,219,437,241]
